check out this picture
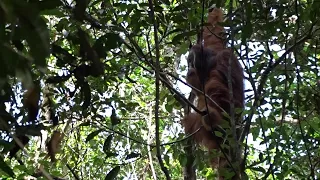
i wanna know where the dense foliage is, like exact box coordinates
[0,0,320,179]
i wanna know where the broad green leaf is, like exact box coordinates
[0,156,14,177]
[74,0,91,21]
[81,81,91,110]
[103,135,113,153]
[110,109,121,126]
[79,121,91,127]
[40,9,65,16]
[32,0,63,11]
[51,44,76,65]
[241,22,253,44]
[105,152,118,159]
[164,154,170,165]
[105,166,120,180]
[245,2,252,22]
[171,31,197,45]
[224,0,231,6]
[259,153,263,161]
[213,131,224,138]
[86,129,103,142]
[248,166,266,173]
[178,154,187,166]
[165,103,173,112]
[125,152,140,160]
[46,75,71,84]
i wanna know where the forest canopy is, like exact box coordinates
[0,0,320,179]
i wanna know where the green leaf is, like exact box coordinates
[159,0,170,5]
[164,154,170,165]
[12,0,50,69]
[93,37,107,58]
[103,135,113,153]
[32,0,63,11]
[81,81,91,110]
[78,121,91,127]
[46,75,71,84]
[0,156,14,177]
[74,0,91,21]
[224,0,231,6]
[259,153,263,161]
[125,152,140,160]
[171,31,197,45]
[93,33,122,58]
[245,2,252,22]
[105,152,118,159]
[241,22,253,44]
[154,5,163,12]
[51,44,76,65]
[40,9,65,16]
[178,154,187,166]
[86,129,103,142]
[165,103,173,112]
[110,109,121,126]
[213,130,224,138]
[55,19,69,32]
[105,166,120,180]
[249,166,266,173]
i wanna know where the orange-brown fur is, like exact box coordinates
[181,8,244,177]
[203,8,226,52]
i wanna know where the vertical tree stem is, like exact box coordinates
[147,0,171,179]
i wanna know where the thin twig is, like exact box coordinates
[66,164,80,180]
[227,0,241,172]
[160,127,201,146]
[97,124,152,146]
[147,0,171,179]
[120,31,188,108]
